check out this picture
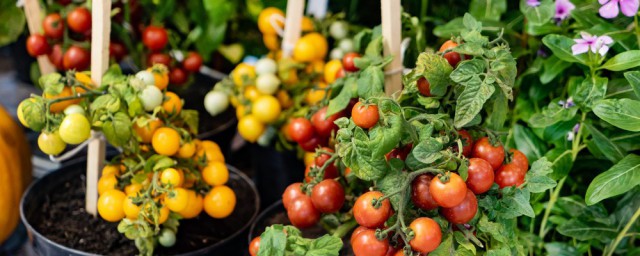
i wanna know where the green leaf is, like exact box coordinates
[39,73,64,95]
[454,76,495,128]
[462,13,482,31]
[306,235,342,256]
[450,59,485,83]
[542,34,588,64]
[369,115,403,158]
[599,50,640,71]
[433,17,464,38]
[486,94,508,130]
[180,110,199,134]
[525,157,556,193]
[574,76,608,110]
[429,232,454,256]
[525,22,563,36]
[413,53,453,96]
[411,138,443,164]
[364,36,383,58]
[91,95,121,114]
[520,0,555,25]
[470,0,507,21]
[592,99,640,132]
[623,71,640,98]
[545,148,573,180]
[585,154,640,205]
[514,124,548,163]
[357,66,385,99]
[0,1,24,46]
[477,215,508,243]
[556,219,617,243]
[102,112,132,147]
[540,56,572,84]
[153,156,175,172]
[258,225,287,256]
[544,242,579,256]
[21,98,46,132]
[327,77,355,117]
[503,188,535,218]
[584,124,625,163]
[454,231,476,254]
[377,168,407,210]
[528,102,578,128]
[556,196,609,221]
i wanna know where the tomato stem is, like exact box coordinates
[331,218,357,238]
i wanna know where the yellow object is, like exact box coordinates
[149,65,169,90]
[102,165,121,176]
[178,190,204,219]
[97,190,126,222]
[177,141,196,159]
[237,115,265,143]
[276,90,293,109]
[304,152,315,166]
[152,127,181,156]
[263,34,280,51]
[195,141,225,164]
[123,194,141,220]
[251,95,282,123]
[306,60,325,75]
[202,162,229,186]
[293,33,327,62]
[258,7,284,35]
[204,186,236,219]
[232,63,256,87]
[0,105,32,243]
[305,88,327,105]
[133,118,163,144]
[160,168,184,187]
[165,188,190,212]
[162,92,183,115]
[324,59,343,84]
[98,174,118,195]
[44,86,81,113]
[302,17,315,32]
[244,86,262,101]
[124,183,143,195]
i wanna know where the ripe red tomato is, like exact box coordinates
[417,77,431,97]
[43,13,64,39]
[249,237,260,256]
[311,106,343,138]
[409,217,442,253]
[66,7,92,33]
[335,68,345,79]
[109,42,127,61]
[352,228,389,256]
[26,35,50,57]
[441,189,478,224]
[148,53,172,67]
[282,182,304,210]
[311,179,345,213]
[48,44,64,70]
[342,52,361,72]
[466,158,494,194]
[458,130,474,157]
[411,174,439,211]
[385,144,412,161]
[509,149,529,172]
[315,147,338,178]
[143,26,169,51]
[352,102,379,129]
[299,134,325,152]
[353,191,391,228]
[350,226,368,245]
[472,137,505,170]
[169,68,188,85]
[287,195,320,228]
[495,164,525,188]
[183,52,203,72]
[288,118,314,143]
[439,40,461,67]
[63,45,90,71]
[429,173,467,208]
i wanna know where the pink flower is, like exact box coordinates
[571,32,614,56]
[527,0,542,7]
[599,0,639,18]
[555,0,575,21]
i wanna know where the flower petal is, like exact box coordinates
[600,0,621,18]
[579,31,593,40]
[599,45,610,56]
[571,43,590,55]
[620,0,639,17]
[599,35,614,45]
[599,0,610,4]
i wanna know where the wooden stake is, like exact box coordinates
[381,0,403,96]
[281,0,305,58]
[23,0,56,75]
[86,0,112,216]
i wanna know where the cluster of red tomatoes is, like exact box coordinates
[141,26,203,86]
[285,106,345,152]
[416,40,463,97]
[26,7,94,71]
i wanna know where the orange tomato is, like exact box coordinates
[202,162,229,186]
[45,86,81,113]
[258,7,284,35]
[162,92,182,115]
[178,190,203,219]
[152,127,181,156]
[133,118,164,143]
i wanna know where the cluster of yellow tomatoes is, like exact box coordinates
[223,7,346,145]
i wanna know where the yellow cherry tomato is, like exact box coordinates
[165,188,190,212]
[232,63,256,87]
[102,165,121,177]
[204,185,236,219]
[98,190,126,222]
[195,141,225,164]
[152,127,181,156]
[98,174,118,195]
[124,183,143,195]
[305,88,327,105]
[276,90,293,109]
[202,162,229,186]
[236,105,249,119]
[324,59,343,84]
[251,95,281,123]
[305,60,324,75]
[149,65,169,90]
[134,118,164,144]
[237,115,265,143]
[178,190,203,219]
[178,141,196,159]
[263,34,280,51]
[162,91,182,115]
[38,131,66,155]
[258,7,284,35]
[244,86,262,101]
[302,17,315,32]
[123,194,141,220]
[160,168,183,187]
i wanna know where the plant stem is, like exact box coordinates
[538,176,566,239]
[634,14,640,47]
[332,219,358,238]
[605,206,640,256]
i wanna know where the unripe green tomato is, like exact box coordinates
[158,229,176,247]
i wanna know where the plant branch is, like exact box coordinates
[605,206,640,256]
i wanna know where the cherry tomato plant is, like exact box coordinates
[18,64,237,255]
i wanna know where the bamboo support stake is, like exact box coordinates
[281,0,305,58]
[86,0,112,216]
[381,0,403,96]
[23,0,56,75]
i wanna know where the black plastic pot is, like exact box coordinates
[21,159,260,256]
[249,145,305,209]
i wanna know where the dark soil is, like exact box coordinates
[28,165,258,255]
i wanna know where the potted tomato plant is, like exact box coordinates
[17,66,259,255]
[248,14,558,256]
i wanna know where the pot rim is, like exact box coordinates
[20,160,260,256]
